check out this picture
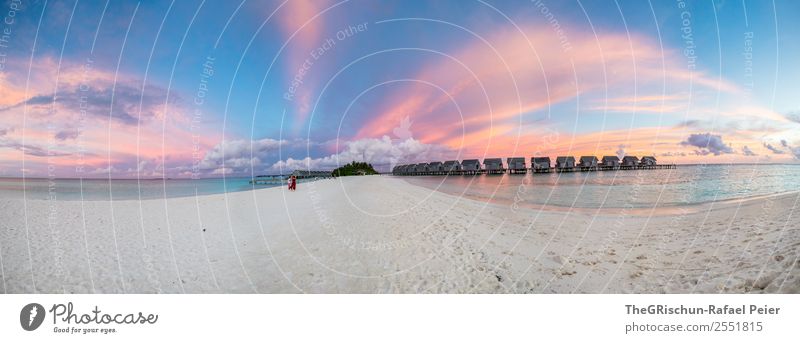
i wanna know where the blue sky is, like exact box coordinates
[1,0,799,177]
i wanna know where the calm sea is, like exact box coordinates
[0,177,287,201]
[2,165,799,206]
[403,164,800,209]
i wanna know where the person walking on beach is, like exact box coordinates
[289,175,297,191]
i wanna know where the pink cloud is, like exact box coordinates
[277,0,331,129]
[353,24,747,158]
[270,136,454,173]
[0,57,221,177]
[588,93,691,113]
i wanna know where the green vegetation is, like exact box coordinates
[332,161,378,176]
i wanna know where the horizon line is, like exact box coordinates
[2,162,800,180]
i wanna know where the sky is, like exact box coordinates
[1,0,799,178]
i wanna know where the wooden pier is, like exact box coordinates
[250,175,287,185]
[250,170,333,185]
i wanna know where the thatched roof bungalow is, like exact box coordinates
[506,157,526,172]
[532,157,551,171]
[555,156,576,169]
[461,159,482,172]
[621,156,639,167]
[483,158,504,173]
[443,160,462,173]
[578,156,598,168]
[601,156,621,168]
[640,156,657,166]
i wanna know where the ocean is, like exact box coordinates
[0,177,286,201]
[403,164,800,209]
[2,165,799,207]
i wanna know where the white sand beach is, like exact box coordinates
[0,175,798,294]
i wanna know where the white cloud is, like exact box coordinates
[615,144,626,159]
[211,167,233,175]
[199,138,286,172]
[88,166,120,175]
[270,136,453,173]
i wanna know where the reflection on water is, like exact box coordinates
[403,164,800,209]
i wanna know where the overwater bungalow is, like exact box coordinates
[506,157,527,174]
[578,156,598,167]
[461,159,482,175]
[484,158,505,174]
[621,156,639,169]
[390,153,671,176]
[578,156,599,171]
[555,156,576,172]
[532,157,551,173]
[428,161,444,175]
[640,156,657,168]
[601,156,621,169]
[442,160,462,174]
[414,163,429,175]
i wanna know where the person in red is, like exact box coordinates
[289,175,297,191]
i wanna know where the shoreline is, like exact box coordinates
[2,161,798,181]
[0,175,797,293]
[1,175,797,208]
[412,180,800,217]
[402,172,800,216]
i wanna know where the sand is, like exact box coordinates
[0,175,797,293]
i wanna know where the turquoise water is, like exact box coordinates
[404,164,800,208]
[3,165,799,206]
[0,177,287,201]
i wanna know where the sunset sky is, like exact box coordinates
[1,0,799,178]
